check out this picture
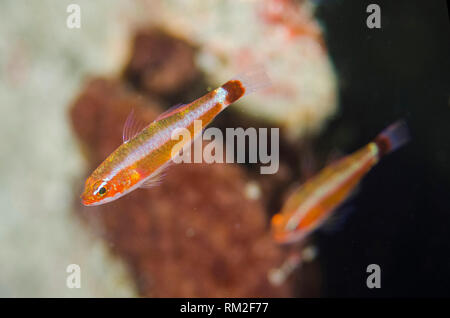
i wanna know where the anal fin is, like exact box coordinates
[320,203,356,235]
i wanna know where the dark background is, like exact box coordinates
[308,0,450,297]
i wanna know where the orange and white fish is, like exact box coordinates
[271,120,410,244]
[81,66,270,206]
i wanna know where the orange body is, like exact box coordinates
[271,143,379,243]
[81,65,270,206]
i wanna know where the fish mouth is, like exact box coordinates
[81,194,107,206]
[81,198,93,206]
[80,193,120,206]
[80,193,95,206]
[81,197,103,206]
[82,200,93,206]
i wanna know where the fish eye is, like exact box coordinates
[92,180,108,197]
[98,187,107,196]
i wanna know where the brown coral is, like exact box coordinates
[123,29,200,99]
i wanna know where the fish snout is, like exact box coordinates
[80,191,95,206]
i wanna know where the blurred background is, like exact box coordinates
[0,0,449,297]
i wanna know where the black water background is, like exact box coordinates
[311,0,450,297]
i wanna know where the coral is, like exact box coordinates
[140,0,338,138]
[123,29,200,97]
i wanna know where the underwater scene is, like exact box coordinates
[0,0,449,299]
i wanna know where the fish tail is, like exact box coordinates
[374,120,410,157]
[234,64,271,94]
[221,64,271,104]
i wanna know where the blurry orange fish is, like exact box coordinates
[81,65,270,206]
[271,120,410,243]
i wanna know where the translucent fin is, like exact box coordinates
[374,120,410,157]
[123,108,147,143]
[320,204,356,235]
[140,174,164,188]
[139,162,172,188]
[155,103,188,121]
[233,64,271,95]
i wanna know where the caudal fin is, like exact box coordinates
[234,64,271,94]
[221,64,271,104]
[374,120,410,157]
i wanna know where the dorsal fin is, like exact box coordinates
[123,108,147,143]
[155,103,189,121]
